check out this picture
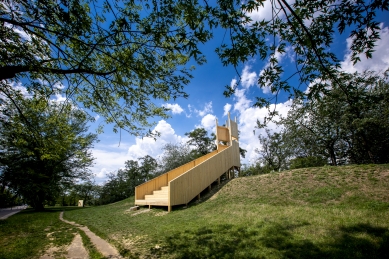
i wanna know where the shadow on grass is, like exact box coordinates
[155,222,389,259]
[18,206,85,216]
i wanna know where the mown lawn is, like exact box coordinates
[64,164,389,258]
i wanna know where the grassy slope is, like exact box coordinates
[65,164,389,259]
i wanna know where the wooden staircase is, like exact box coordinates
[135,186,168,206]
[135,113,240,212]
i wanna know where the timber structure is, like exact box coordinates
[135,113,240,212]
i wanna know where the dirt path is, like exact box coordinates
[40,233,89,259]
[59,212,122,259]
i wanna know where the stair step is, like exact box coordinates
[153,190,168,195]
[135,200,168,206]
[145,195,167,200]
[161,186,168,191]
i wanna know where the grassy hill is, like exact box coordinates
[64,164,389,258]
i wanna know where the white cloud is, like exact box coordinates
[91,120,188,183]
[4,22,32,41]
[162,103,184,114]
[246,0,295,23]
[258,46,292,94]
[223,103,232,116]
[199,114,217,131]
[195,101,213,117]
[231,66,292,164]
[230,78,237,89]
[8,81,29,97]
[237,99,292,164]
[241,66,257,88]
[233,88,251,112]
[341,25,389,73]
[51,93,66,103]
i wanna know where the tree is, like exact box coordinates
[281,97,347,166]
[281,70,389,165]
[0,92,97,210]
[255,128,291,172]
[99,155,158,204]
[1,0,212,136]
[215,0,388,110]
[158,143,194,174]
[185,128,216,157]
[2,1,387,131]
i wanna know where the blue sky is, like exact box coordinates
[88,7,389,184]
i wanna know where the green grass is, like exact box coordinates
[1,164,388,258]
[63,164,389,258]
[0,206,106,259]
[0,207,82,259]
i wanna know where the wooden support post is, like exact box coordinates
[168,206,171,212]
[208,185,212,191]
[218,177,220,185]
[149,205,152,209]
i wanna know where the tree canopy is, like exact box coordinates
[253,70,389,171]
[2,0,387,133]
[1,0,211,136]
[215,0,388,109]
[185,128,216,157]
[0,92,97,210]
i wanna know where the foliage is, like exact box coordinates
[281,70,389,165]
[214,0,388,111]
[255,128,292,172]
[289,156,327,170]
[0,92,97,210]
[185,128,216,157]
[2,0,387,132]
[239,162,272,176]
[99,155,158,204]
[1,0,212,136]
[158,142,195,174]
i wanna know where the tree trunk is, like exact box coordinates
[329,148,337,166]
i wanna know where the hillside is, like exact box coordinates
[65,164,389,258]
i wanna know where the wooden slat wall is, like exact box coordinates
[217,126,230,142]
[135,150,219,200]
[230,120,239,139]
[169,140,240,206]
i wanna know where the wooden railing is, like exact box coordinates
[135,149,219,200]
[168,140,240,209]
